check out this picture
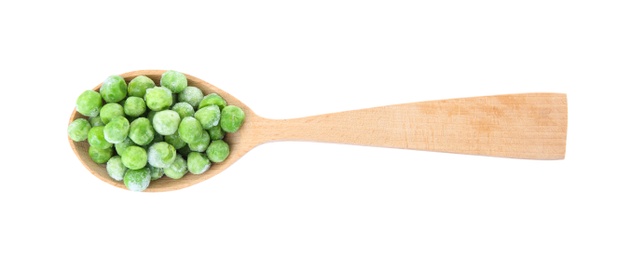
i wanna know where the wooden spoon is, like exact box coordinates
[68,70,568,192]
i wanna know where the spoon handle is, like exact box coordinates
[251,93,567,159]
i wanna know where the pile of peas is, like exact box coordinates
[68,70,245,191]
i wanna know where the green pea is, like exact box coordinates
[160,70,187,94]
[106,155,127,181]
[121,145,148,170]
[146,110,157,122]
[123,96,146,117]
[100,103,124,124]
[68,118,91,142]
[104,116,130,144]
[128,117,154,146]
[188,130,210,152]
[145,87,173,111]
[187,152,210,174]
[199,93,227,110]
[178,117,203,144]
[220,105,245,133]
[88,126,112,149]
[178,86,204,108]
[177,145,192,158]
[89,116,104,127]
[89,146,113,164]
[100,75,128,103]
[153,110,181,135]
[208,125,225,141]
[147,141,177,168]
[164,132,187,149]
[115,137,134,155]
[164,154,187,179]
[76,90,103,117]
[195,105,221,129]
[128,75,155,98]
[172,102,195,118]
[148,165,164,180]
[206,139,230,163]
[124,167,151,192]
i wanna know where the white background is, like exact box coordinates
[1,0,629,259]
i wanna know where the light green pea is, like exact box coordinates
[106,155,127,181]
[147,142,177,168]
[153,110,181,135]
[208,125,225,141]
[195,105,221,129]
[100,75,128,103]
[104,116,130,144]
[89,116,104,127]
[164,154,187,179]
[89,145,113,164]
[128,75,155,97]
[121,145,148,170]
[100,103,124,124]
[115,137,134,155]
[187,152,210,174]
[128,117,154,146]
[220,105,245,133]
[88,126,112,149]
[172,102,195,118]
[148,165,164,180]
[124,167,151,192]
[188,130,210,152]
[145,87,173,111]
[206,140,230,163]
[123,96,146,117]
[160,70,187,94]
[199,93,227,110]
[76,90,103,117]
[178,117,203,144]
[68,118,91,142]
[178,86,204,108]
[164,132,187,149]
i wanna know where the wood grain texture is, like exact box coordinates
[69,70,567,192]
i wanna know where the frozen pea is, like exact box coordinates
[188,130,210,152]
[106,155,127,181]
[207,140,230,163]
[195,105,221,129]
[199,93,227,110]
[153,110,181,135]
[172,102,195,118]
[145,87,173,111]
[121,145,147,170]
[148,165,164,180]
[76,90,103,117]
[187,152,210,174]
[147,142,177,168]
[164,154,187,179]
[128,117,154,146]
[104,116,130,144]
[115,137,134,155]
[160,70,187,94]
[128,75,155,97]
[89,116,104,127]
[68,118,91,142]
[178,86,204,108]
[123,167,151,192]
[177,145,192,158]
[88,126,112,149]
[208,125,225,140]
[178,117,203,144]
[146,110,157,122]
[89,145,113,164]
[164,132,187,149]
[123,96,146,117]
[100,75,128,103]
[220,105,245,133]
[100,103,124,124]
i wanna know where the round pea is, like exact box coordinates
[195,105,221,129]
[87,126,112,149]
[208,125,225,140]
[187,152,210,174]
[68,118,91,142]
[89,116,104,127]
[106,155,127,181]
[76,90,103,117]
[199,93,227,110]
[121,145,148,170]
[152,110,181,135]
[220,105,245,133]
[128,117,154,146]
[178,117,203,144]
[124,167,151,192]
[89,145,113,164]
[128,75,155,97]
[100,75,128,103]
[164,132,187,149]
[115,137,134,155]
[104,116,130,144]
[178,86,204,108]
[148,165,164,180]
[188,130,210,152]
[145,87,173,111]
[160,70,187,94]
[123,96,146,117]
[100,103,124,124]
[147,142,177,168]
[164,154,187,179]
[172,102,195,118]
[206,139,230,163]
